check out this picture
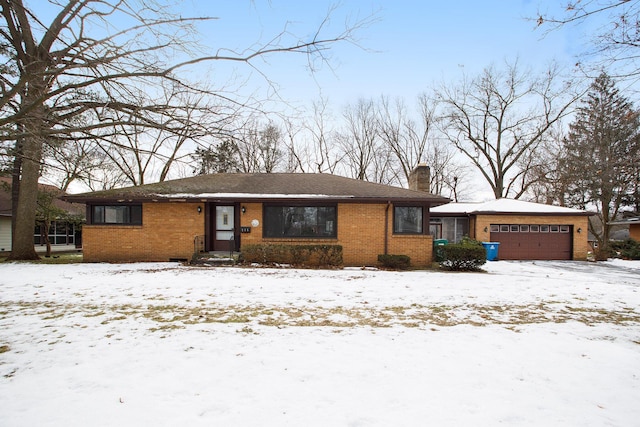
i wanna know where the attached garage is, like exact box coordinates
[431,199,592,261]
[489,224,572,260]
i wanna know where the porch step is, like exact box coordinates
[192,251,240,266]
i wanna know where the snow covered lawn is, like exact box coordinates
[1,260,639,426]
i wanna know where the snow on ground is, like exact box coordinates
[0,260,639,426]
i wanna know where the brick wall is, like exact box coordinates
[473,214,590,260]
[84,201,434,266]
[83,203,204,262]
[239,202,433,267]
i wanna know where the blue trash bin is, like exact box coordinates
[481,242,500,261]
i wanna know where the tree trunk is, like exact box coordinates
[8,135,42,261]
[10,139,23,240]
[43,221,52,257]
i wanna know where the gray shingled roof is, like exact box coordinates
[65,173,449,205]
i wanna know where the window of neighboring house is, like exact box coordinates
[91,205,142,225]
[263,205,337,238]
[34,221,76,245]
[394,206,423,234]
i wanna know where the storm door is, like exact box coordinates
[213,205,236,251]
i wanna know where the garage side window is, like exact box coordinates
[91,205,142,225]
[394,206,423,234]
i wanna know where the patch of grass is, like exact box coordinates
[221,314,251,323]
[38,253,83,264]
[4,295,638,335]
[149,324,185,332]
[1,253,83,264]
[237,326,258,335]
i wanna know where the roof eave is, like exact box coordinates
[64,194,450,205]
[471,210,594,216]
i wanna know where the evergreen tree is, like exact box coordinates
[192,139,241,175]
[561,72,640,257]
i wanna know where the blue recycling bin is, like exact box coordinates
[481,242,500,261]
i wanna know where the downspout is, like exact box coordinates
[384,201,391,255]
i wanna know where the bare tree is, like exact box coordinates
[535,0,640,77]
[84,159,130,192]
[372,94,469,197]
[436,60,579,199]
[427,138,470,201]
[377,96,424,184]
[232,118,284,173]
[282,118,306,173]
[338,98,394,183]
[42,137,104,192]
[0,0,370,259]
[523,125,571,205]
[307,97,343,174]
[259,122,284,173]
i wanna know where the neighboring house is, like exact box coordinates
[64,166,449,266]
[0,177,85,252]
[609,216,640,241]
[430,199,592,260]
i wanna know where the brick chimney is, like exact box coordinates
[409,164,430,192]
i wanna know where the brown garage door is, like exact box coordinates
[489,224,572,260]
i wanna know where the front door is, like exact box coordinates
[213,205,236,252]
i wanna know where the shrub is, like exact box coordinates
[610,239,640,260]
[439,238,486,271]
[241,244,343,267]
[377,254,411,270]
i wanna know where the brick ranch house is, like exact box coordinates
[65,166,449,266]
[430,199,592,260]
[0,177,84,252]
[609,216,640,242]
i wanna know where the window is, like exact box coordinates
[429,223,442,238]
[490,224,500,233]
[394,206,423,234]
[442,217,469,242]
[510,225,519,232]
[560,225,570,233]
[530,225,540,232]
[91,205,142,225]
[520,225,529,232]
[34,221,76,245]
[500,225,510,232]
[263,205,336,238]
